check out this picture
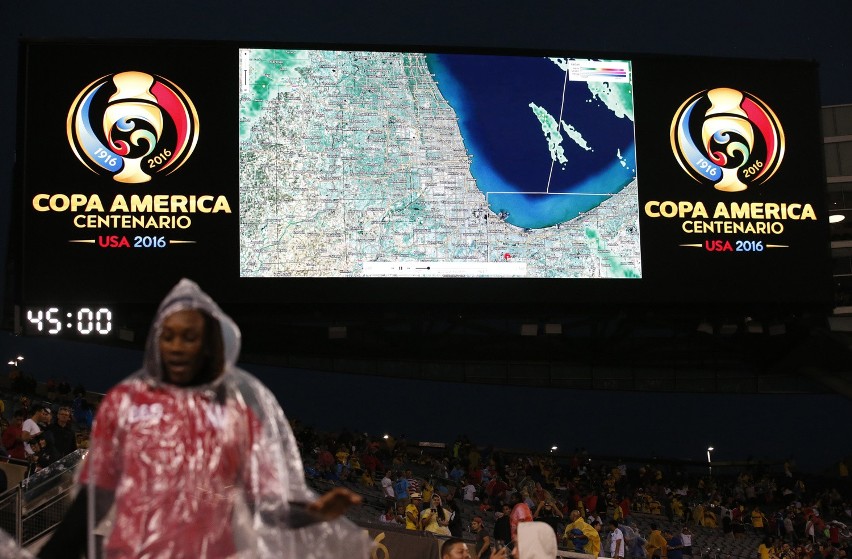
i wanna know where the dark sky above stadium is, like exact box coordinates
[1,1,851,474]
[3,1,852,104]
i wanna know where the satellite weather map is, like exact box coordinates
[239,49,641,278]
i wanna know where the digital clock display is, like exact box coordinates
[25,307,114,336]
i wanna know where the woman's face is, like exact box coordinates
[442,542,471,559]
[159,309,206,385]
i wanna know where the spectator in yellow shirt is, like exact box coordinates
[646,523,668,559]
[752,506,768,534]
[562,510,601,556]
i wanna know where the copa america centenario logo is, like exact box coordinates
[67,71,199,184]
[670,87,785,192]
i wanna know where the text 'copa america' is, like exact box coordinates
[32,194,232,229]
[644,200,816,234]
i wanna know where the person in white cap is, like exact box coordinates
[515,521,558,559]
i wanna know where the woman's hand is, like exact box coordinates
[307,487,362,521]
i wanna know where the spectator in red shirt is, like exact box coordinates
[487,476,509,508]
[1,409,27,461]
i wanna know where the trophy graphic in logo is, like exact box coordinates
[67,71,199,184]
[671,87,784,192]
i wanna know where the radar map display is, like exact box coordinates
[239,49,641,279]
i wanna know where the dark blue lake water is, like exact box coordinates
[427,54,636,229]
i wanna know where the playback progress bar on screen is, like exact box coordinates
[362,261,527,277]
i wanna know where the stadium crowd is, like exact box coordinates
[0,375,95,484]
[0,365,850,559]
[295,427,851,559]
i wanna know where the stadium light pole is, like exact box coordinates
[707,446,714,476]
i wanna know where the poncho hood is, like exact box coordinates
[518,521,558,559]
[143,278,240,386]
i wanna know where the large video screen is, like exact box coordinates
[11,40,832,339]
[239,50,640,278]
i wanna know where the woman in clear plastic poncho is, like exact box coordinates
[39,279,368,559]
